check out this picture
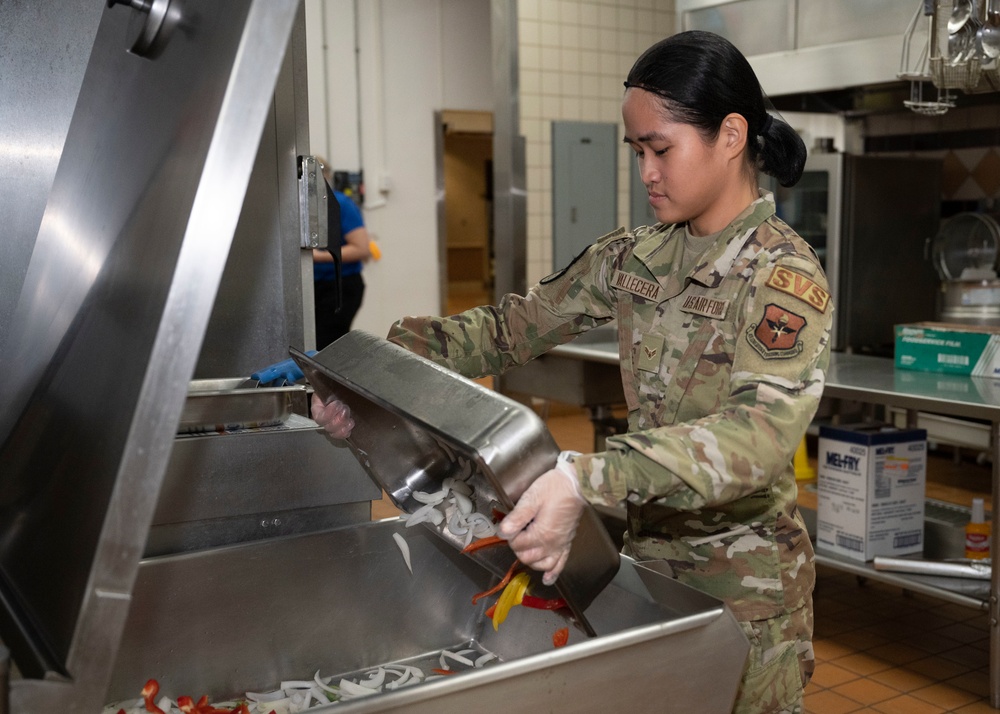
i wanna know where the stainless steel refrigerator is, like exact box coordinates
[769,153,943,356]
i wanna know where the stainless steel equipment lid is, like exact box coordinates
[291,332,620,633]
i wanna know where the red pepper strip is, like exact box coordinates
[176,693,234,714]
[491,508,507,523]
[471,559,521,604]
[552,627,570,648]
[521,595,568,610]
[141,679,166,714]
[432,668,458,676]
[460,534,507,554]
[485,604,496,618]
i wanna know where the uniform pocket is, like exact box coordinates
[732,618,804,714]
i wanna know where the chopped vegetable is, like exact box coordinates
[492,572,530,630]
[474,652,497,668]
[440,649,474,668]
[520,595,568,610]
[431,668,458,676]
[471,559,520,604]
[141,679,166,714]
[392,532,412,574]
[553,627,570,648]
[460,534,506,554]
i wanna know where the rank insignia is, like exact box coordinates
[747,304,806,358]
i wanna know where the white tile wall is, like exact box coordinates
[518,0,676,284]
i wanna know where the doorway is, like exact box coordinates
[440,110,494,314]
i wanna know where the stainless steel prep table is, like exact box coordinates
[506,338,1000,707]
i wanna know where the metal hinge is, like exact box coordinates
[298,155,328,249]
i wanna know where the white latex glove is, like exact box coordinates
[311,393,355,440]
[498,454,586,586]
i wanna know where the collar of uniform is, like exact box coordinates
[628,191,776,291]
[687,191,776,289]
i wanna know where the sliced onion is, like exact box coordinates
[452,492,473,515]
[404,502,440,527]
[447,510,469,536]
[441,649,475,667]
[412,489,446,504]
[312,670,339,695]
[392,532,412,574]
[475,652,497,668]
[339,679,379,698]
[445,477,473,496]
[466,512,497,537]
[361,667,386,689]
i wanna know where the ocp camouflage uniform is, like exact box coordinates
[388,192,833,714]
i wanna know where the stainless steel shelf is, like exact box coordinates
[814,550,990,611]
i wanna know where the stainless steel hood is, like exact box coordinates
[0,1,300,711]
[678,0,919,97]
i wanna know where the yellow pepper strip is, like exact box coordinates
[491,572,530,631]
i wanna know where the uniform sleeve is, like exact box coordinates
[574,253,833,511]
[386,229,629,378]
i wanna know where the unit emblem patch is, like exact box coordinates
[747,304,806,359]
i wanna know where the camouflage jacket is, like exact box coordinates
[388,193,833,621]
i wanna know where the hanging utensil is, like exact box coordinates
[949,0,975,32]
[981,0,1000,58]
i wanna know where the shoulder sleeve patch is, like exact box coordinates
[765,264,830,314]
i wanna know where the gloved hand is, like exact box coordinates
[251,350,317,386]
[498,455,586,586]
[311,393,355,440]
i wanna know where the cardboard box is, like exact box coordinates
[817,424,927,561]
[895,322,1000,378]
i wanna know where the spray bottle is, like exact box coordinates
[965,497,991,560]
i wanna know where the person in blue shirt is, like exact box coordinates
[313,161,371,349]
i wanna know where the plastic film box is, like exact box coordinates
[817,424,927,562]
[895,322,1000,378]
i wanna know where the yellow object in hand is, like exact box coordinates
[369,240,382,261]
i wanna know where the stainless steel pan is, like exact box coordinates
[291,332,621,636]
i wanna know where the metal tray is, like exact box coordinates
[290,332,621,631]
[178,379,308,433]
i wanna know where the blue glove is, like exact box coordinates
[251,350,317,386]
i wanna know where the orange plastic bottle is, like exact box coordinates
[965,497,991,560]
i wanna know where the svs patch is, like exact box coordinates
[747,303,806,359]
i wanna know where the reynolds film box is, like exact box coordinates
[817,424,927,562]
[895,322,1000,378]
